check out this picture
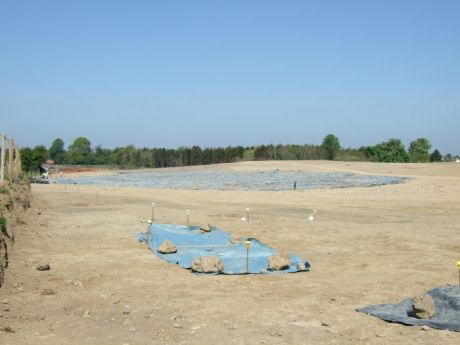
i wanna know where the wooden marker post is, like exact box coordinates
[15,146,21,178]
[186,209,190,227]
[151,203,155,222]
[246,208,250,222]
[0,133,5,186]
[8,139,14,181]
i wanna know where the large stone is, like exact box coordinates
[40,288,56,296]
[268,253,291,271]
[157,240,177,254]
[412,294,436,319]
[296,262,306,271]
[191,255,224,273]
[199,225,211,233]
[36,263,50,271]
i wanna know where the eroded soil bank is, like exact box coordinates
[0,181,31,286]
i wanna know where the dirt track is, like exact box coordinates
[1,161,460,344]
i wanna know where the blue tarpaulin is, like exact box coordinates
[138,223,310,275]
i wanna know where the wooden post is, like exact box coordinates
[8,139,14,181]
[15,146,21,178]
[13,146,17,180]
[0,133,5,186]
[151,203,155,222]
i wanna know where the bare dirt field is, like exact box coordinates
[1,161,460,345]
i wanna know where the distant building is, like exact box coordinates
[46,159,55,165]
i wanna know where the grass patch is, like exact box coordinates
[0,217,6,232]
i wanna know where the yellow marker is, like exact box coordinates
[146,219,152,235]
[245,240,251,273]
[186,209,190,226]
[457,261,460,287]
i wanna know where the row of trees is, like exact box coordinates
[251,135,345,161]
[21,137,249,172]
[359,138,443,163]
[19,135,446,172]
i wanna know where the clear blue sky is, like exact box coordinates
[1,0,459,154]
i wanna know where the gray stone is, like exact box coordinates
[268,253,291,271]
[40,288,56,295]
[0,326,15,333]
[72,280,83,287]
[157,240,177,254]
[199,225,211,233]
[412,294,436,319]
[36,263,50,271]
[296,262,306,271]
[191,255,224,273]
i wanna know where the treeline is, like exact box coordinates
[359,138,443,163]
[21,137,248,172]
[19,134,449,172]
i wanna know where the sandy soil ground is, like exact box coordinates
[1,161,460,345]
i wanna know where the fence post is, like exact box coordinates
[15,146,21,179]
[18,146,22,177]
[0,133,5,186]
[8,139,14,181]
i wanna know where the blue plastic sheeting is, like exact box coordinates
[138,223,310,275]
[358,285,460,332]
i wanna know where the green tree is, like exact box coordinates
[409,138,431,162]
[361,139,410,162]
[429,149,442,162]
[49,138,65,163]
[93,145,112,165]
[30,145,49,171]
[190,146,202,165]
[254,145,268,160]
[20,147,33,172]
[66,137,92,164]
[359,145,376,160]
[321,134,341,160]
[376,138,409,162]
